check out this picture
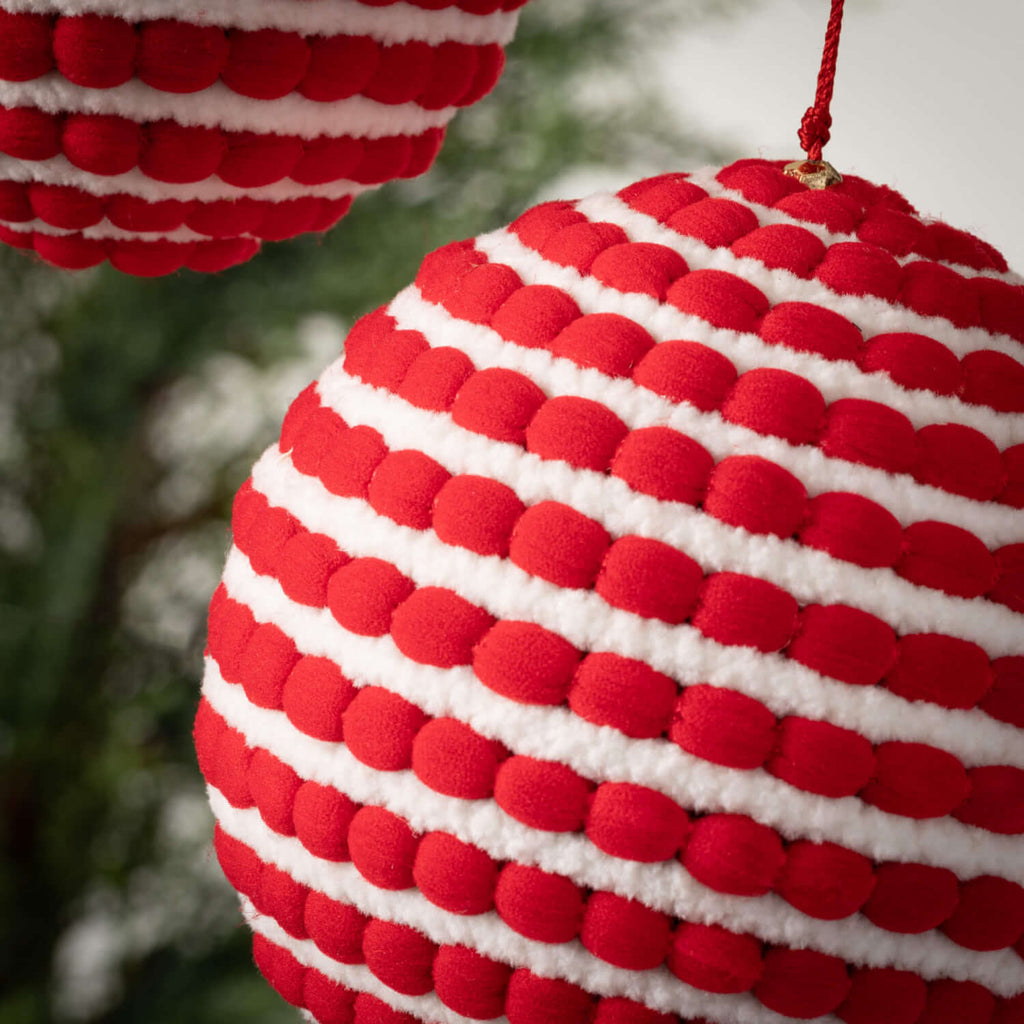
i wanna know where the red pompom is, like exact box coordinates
[861,742,969,819]
[432,474,524,556]
[692,573,799,653]
[569,653,676,738]
[788,604,897,687]
[282,657,355,742]
[505,970,593,1024]
[413,831,498,914]
[391,587,495,668]
[434,946,512,1019]
[667,923,763,994]
[494,756,590,832]
[610,427,714,505]
[755,948,852,1019]
[293,782,358,862]
[671,684,777,770]
[683,814,785,896]
[704,454,807,537]
[473,619,579,706]
[362,919,437,996]
[820,398,917,473]
[367,449,451,530]
[670,197,759,248]
[838,968,927,1024]
[580,892,672,970]
[596,536,704,624]
[633,338,738,410]
[526,396,628,471]
[347,807,420,891]
[776,840,876,920]
[411,717,504,799]
[494,863,584,943]
[342,686,428,772]
[767,716,876,797]
[668,268,769,332]
[327,558,414,637]
[863,862,960,933]
[721,368,826,445]
[590,242,688,299]
[490,284,581,348]
[942,875,1024,951]
[586,783,689,862]
[304,892,368,964]
[452,367,547,445]
[550,313,656,378]
[509,502,611,589]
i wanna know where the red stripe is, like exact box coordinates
[0,11,506,109]
[225,466,1024,837]
[423,233,1024,491]
[511,189,1024,409]
[0,220,260,273]
[210,818,1019,1024]
[0,102,446,187]
[202,554,1024,952]
[279,382,1024,729]
[0,178,353,239]
[326,310,1022,658]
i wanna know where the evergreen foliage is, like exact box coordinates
[0,3,740,1020]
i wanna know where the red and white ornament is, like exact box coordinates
[196,158,1024,1024]
[0,0,527,275]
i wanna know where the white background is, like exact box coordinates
[658,0,1024,272]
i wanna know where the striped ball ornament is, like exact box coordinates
[196,158,1024,1024]
[0,0,527,275]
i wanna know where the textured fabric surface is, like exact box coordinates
[0,0,526,274]
[197,159,1024,1024]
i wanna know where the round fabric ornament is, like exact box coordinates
[196,157,1024,1024]
[0,0,527,276]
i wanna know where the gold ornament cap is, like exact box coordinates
[784,159,843,189]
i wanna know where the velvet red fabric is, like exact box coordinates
[198,160,1024,1023]
[0,2,527,272]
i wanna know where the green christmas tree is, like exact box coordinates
[0,3,743,1020]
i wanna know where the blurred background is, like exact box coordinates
[0,1,1018,1021]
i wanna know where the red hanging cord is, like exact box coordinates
[798,0,845,161]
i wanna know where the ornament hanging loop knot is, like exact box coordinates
[792,0,845,186]
[798,106,832,163]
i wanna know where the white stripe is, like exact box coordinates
[682,164,1024,286]
[0,76,454,141]
[376,288,1024,545]
[317,349,1022,662]
[205,693,1024,996]
[239,897,491,1024]
[348,298,1024,646]
[235,850,847,1024]
[239,888,793,1024]
[247,452,1024,761]
[0,215,220,243]
[575,191,1024,369]
[0,0,519,45]
[218,556,1024,882]
[310,369,1024,641]
[0,153,370,202]
[472,228,1024,446]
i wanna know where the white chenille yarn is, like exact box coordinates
[197,159,1024,1024]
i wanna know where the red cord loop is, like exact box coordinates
[799,0,844,161]
[799,108,832,162]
